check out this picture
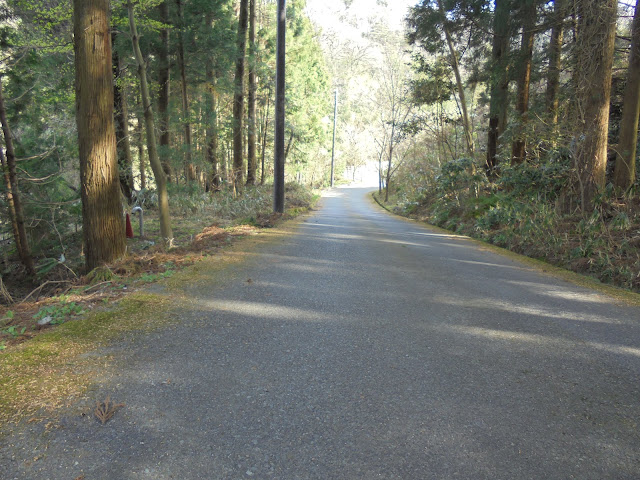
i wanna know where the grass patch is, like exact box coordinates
[0,184,319,429]
[0,293,172,426]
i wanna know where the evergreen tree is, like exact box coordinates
[572,0,618,211]
[232,0,249,192]
[613,0,640,192]
[127,0,173,245]
[73,0,126,269]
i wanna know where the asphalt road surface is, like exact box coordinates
[2,187,640,479]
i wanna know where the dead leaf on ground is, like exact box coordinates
[94,396,125,425]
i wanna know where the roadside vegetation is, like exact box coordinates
[376,158,640,293]
[0,184,316,352]
[0,183,315,425]
[0,0,323,354]
[372,0,640,294]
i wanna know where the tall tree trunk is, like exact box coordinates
[232,0,249,191]
[112,34,135,203]
[377,137,386,195]
[486,0,512,172]
[138,134,146,189]
[437,0,474,156]
[247,0,257,185]
[157,1,173,182]
[128,0,173,244]
[205,12,220,191]
[511,0,537,164]
[573,0,618,211]
[136,97,146,190]
[378,153,382,194]
[0,147,21,258]
[613,0,640,192]
[176,0,195,183]
[221,138,228,185]
[546,0,565,130]
[385,123,396,203]
[205,97,219,190]
[73,0,125,270]
[260,92,270,185]
[285,131,294,161]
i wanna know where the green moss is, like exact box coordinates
[0,292,173,426]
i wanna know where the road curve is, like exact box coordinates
[2,187,640,479]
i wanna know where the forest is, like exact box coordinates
[1,0,640,322]
[380,0,640,294]
[0,0,329,306]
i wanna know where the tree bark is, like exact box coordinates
[136,98,146,190]
[486,0,511,172]
[205,12,220,190]
[273,0,286,212]
[260,92,270,185]
[511,0,537,164]
[73,0,126,270]
[112,34,135,203]
[285,131,294,162]
[546,0,565,129]
[613,0,640,192]
[385,122,396,203]
[0,128,33,278]
[573,0,618,211]
[221,138,228,185]
[128,0,173,244]
[157,1,173,182]
[176,0,195,183]
[247,0,257,185]
[0,146,21,258]
[232,0,249,191]
[437,0,474,156]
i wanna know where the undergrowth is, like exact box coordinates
[0,183,317,351]
[0,183,317,427]
[383,154,640,292]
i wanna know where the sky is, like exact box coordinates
[306,0,417,40]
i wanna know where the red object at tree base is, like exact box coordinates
[125,213,134,238]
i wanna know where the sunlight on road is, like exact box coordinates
[432,295,626,325]
[189,298,336,323]
[321,190,345,198]
[448,258,528,271]
[445,325,640,359]
[505,280,609,304]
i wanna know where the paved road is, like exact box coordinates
[3,187,640,479]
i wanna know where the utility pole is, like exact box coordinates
[330,89,338,187]
[273,0,286,213]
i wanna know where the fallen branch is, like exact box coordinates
[19,280,73,304]
[82,280,114,293]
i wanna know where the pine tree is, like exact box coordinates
[73,0,126,269]
[486,0,513,172]
[511,0,538,164]
[572,0,618,211]
[232,0,249,192]
[127,0,173,245]
[613,0,640,192]
[0,76,35,275]
[247,0,258,185]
